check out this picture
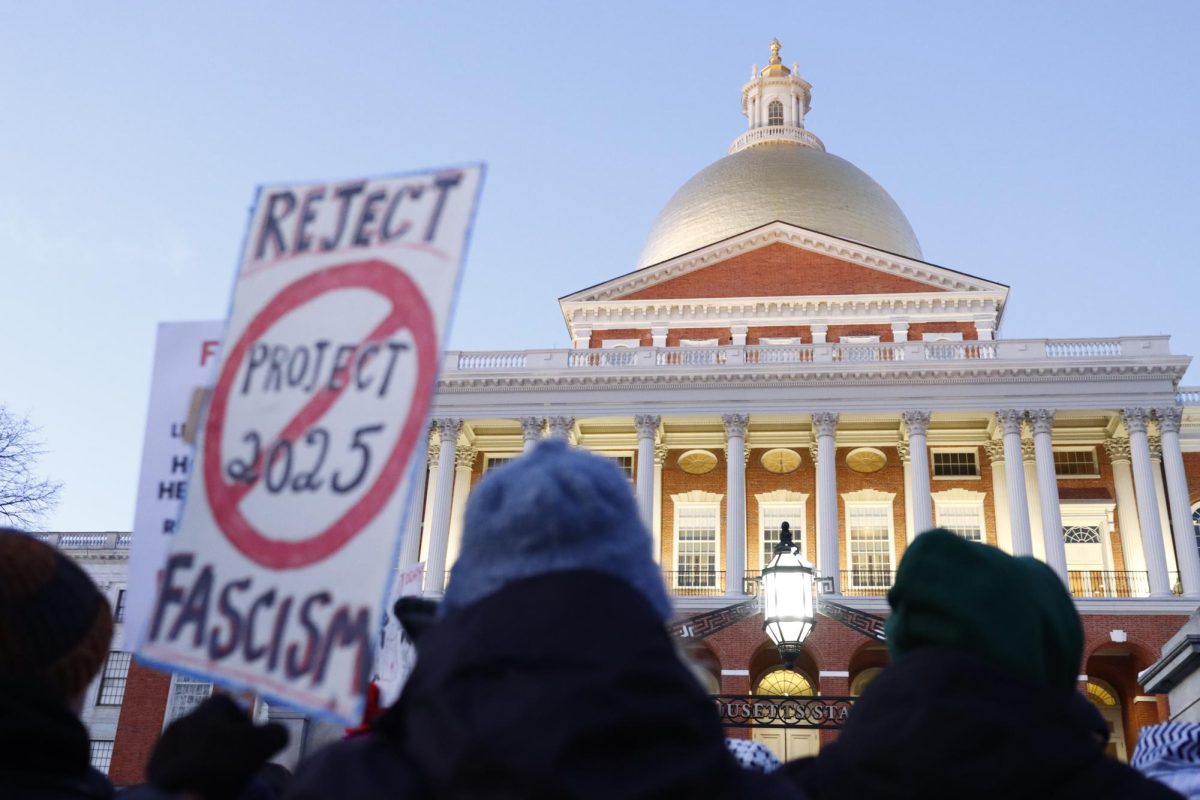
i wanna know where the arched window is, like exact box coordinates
[850,667,883,696]
[768,99,784,126]
[755,667,815,697]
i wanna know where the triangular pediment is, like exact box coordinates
[561,222,1007,304]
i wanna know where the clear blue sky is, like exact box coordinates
[1,2,1197,531]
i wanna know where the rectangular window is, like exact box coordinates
[932,450,979,478]
[761,504,804,568]
[484,455,515,472]
[603,454,635,482]
[1054,448,1099,477]
[97,652,131,706]
[675,504,719,588]
[165,675,213,724]
[936,502,984,542]
[113,589,126,623]
[846,504,893,587]
[90,740,114,775]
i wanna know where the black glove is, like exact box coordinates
[146,694,288,800]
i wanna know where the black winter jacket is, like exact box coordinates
[0,677,113,800]
[288,570,801,800]
[780,647,1182,800]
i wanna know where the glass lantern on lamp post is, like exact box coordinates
[761,521,817,669]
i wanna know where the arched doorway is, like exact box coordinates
[1086,679,1128,761]
[751,667,820,762]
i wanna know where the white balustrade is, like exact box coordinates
[1045,339,1121,358]
[456,352,528,369]
[656,347,728,367]
[1177,387,1200,406]
[442,337,1164,374]
[831,344,905,363]
[924,342,997,360]
[568,349,637,367]
[728,125,825,154]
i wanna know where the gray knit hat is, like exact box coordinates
[442,439,672,620]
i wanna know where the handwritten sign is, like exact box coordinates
[140,166,483,721]
[124,322,222,649]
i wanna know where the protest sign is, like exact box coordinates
[374,561,425,707]
[140,166,484,722]
[124,321,222,649]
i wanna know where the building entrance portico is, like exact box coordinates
[410,405,1200,606]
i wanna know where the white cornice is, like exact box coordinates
[560,222,1008,305]
[563,292,1004,331]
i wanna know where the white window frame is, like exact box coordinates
[932,488,987,543]
[841,335,881,344]
[596,450,636,483]
[679,338,719,347]
[1192,502,1200,562]
[756,490,809,571]
[1060,503,1117,594]
[670,491,723,589]
[601,338,641,349]
[922,331,964,342]
[483,454,518,473]
[164,673,214,726]
[96,651,131,706]
[759,336,802,346]
[842,490,897,589]
[90,740,114,775]
[1053,446,1101,479]
[930,447,981,480]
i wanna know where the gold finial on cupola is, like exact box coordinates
[761,38,792,76]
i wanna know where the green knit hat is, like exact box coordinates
[885,529,1083,696]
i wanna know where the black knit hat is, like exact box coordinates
[0,529,114,700]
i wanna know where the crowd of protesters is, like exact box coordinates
[1,440,1192,798]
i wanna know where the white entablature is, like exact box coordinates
[559,221,1009,343]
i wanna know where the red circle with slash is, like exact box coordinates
[203,259,437,569]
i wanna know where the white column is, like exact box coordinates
[424,418,462,594]
[444,444,477,579]
[1150,436,1180,581]
[813,412,840,593]
[723,414,749,596]
[1104,437,1147,577]
[634,415,660,531]
[398,431,435,567]
[1030,409,1068,583]
[1023,439,1046,562]
[547,416,575,442]
[651,326,668,348]
[1158,407,1200,597]
[898,442,916,543]
[571,327,591,349]
[520,416,543,453]
[902,411,933,534]
[652,444,666,564]
[984,441,1013,552]
[417,439,440,564]
[1123,408,1172,596]
[997,410,1033,556]
[891,321,910,343]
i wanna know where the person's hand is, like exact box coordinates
[146,694,288,800]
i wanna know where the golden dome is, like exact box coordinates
[637,143,923,269]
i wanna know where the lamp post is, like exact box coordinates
[761,521,818,669]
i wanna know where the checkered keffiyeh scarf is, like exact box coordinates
[724,737,781,774]
[1133,722,1200,798]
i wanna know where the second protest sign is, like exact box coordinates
[140,166,483,722]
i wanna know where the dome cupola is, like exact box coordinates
[637,40,923,268]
